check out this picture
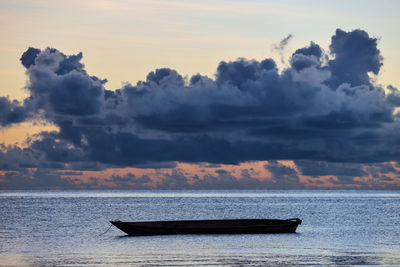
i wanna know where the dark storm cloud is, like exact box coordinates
[264,161,303,189]
[295,160,367,178]
[293,41,323,58]
[328,29,383,87]
[20,47,41,68]
[296,160,367,187]
[23,48,105,117]
[1,28,400,176]
[0,135,108,171]
[0,169,76,190]
[387,85,400,106]
[0,97,31,126]
[0,143,64,170]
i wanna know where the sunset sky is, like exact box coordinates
[1,0,400,189]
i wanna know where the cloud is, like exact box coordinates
[295,160,367,178]
[20,47,41,69]
[1,28,400,179]
[101,173,152,189]
[328,29,383,87]
[297,160,400,189]
[24,48,105,117]
[0,97,32,127]
[0,166,298,190]
[2,160,398,190]
[296,160,367,187]
[0,169,76,190]
[272,34,293,64]
[264,161,303,189]
[157,167,300,189]
[387,85,400,107]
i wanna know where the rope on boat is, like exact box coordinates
[99,224,113,236]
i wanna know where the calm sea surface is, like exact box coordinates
[0,190,400,266]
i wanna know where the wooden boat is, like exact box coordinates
[110,218,301,236]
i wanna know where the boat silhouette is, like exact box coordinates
[110,218,302,236]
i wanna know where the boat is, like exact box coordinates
[110,218,301,236]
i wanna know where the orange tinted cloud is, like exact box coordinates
[56,160,400,190]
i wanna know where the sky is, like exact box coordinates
[1,0,400,189]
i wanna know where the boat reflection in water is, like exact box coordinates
[110,218,302,236]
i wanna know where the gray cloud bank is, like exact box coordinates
[2,161,397,190]
[0,161,304,190]
[1,29,400,188]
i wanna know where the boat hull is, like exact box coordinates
[110,218,301,236]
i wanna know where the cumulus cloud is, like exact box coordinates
[1,28,400,184]
[387,85,400,107]
[0,97,32,126]
[264,161,303,189]
[24,48,105,117]
[328,29,383,87]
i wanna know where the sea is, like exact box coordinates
[0,190,399,266]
